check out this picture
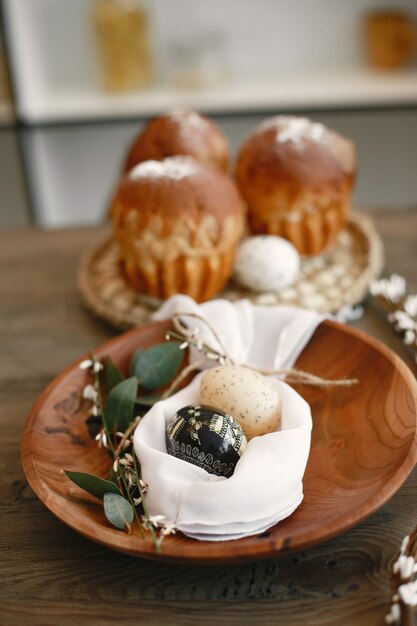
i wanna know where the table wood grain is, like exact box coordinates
[1,207,416,626]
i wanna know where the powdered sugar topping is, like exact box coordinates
[261,116,327,150]
[169,110,211,149]
[170,110,204,129]
[130,158,200,182]
[278,117,325,146]
[256,116,356,171]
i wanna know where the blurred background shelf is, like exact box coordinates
[1,0,417,228]
[10,68,417,125]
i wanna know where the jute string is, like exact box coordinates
[161,312,357,399]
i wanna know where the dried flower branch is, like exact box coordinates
[74,355,177,551]
[386,527,417,625]
[370,275,417,362]
[171,312,231,365]
[371,274,406,304]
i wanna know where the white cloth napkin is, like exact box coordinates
[133,295,325,541]
[152,295,323,370]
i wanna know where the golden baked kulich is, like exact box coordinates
[235,115,357,255]
[111,156,246,301]
[124,110,230,174]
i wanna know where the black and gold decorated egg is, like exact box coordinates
[165,404,247,478]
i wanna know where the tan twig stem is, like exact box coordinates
[113,416,141,460]
[161,359,207,399]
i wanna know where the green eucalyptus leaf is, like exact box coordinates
[130,341,183,390]
[103,492,134,531]
[103,357,124,393]
[103,377,137,433]
[65,471,120,499]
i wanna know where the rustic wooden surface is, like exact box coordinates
[1,206,417,626]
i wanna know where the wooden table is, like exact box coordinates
[1,207,416,626]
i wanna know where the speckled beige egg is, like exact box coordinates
[200,365,281,440]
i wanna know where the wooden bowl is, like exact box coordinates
[21,320,417,564]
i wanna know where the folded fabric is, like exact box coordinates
[152,294,323,370]
[133,295,325,541]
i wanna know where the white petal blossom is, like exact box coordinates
[160,521,177,536]
[385,602,400,624]
[147,514,177,535]
[393,554,417,579]
[124,468,137,488]
[148,514,166,527]
[404,295,417,318]
[139,479,148,493]
[404,329,416,345]
[400,535,410,555]
[82,384,98,402]
[79,359,93,370]
[95,430,107,448]
[370,274,406,303]
[390,311,416,331]
[399,580,417,606]
[336,304,365,323]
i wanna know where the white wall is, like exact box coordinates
[153,0,417,77]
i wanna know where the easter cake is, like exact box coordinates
[110,156,246,302]
[235,115,357,255]
[124,110,230,174]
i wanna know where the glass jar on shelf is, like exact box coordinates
[167,30,229,90]
[92,0,152,92]
[364,10,416,70]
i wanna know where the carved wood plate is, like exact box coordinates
[21,320,417,564]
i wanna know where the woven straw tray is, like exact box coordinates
[78,212,384,330]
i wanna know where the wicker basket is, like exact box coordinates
[78,212,384,330]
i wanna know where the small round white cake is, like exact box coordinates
[233,235,300,292]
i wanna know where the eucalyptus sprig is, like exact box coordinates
[78,354,146,539]
[65,342,184,552]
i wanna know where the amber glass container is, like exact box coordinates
[365,10,416,70]
[92,0,152,91]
